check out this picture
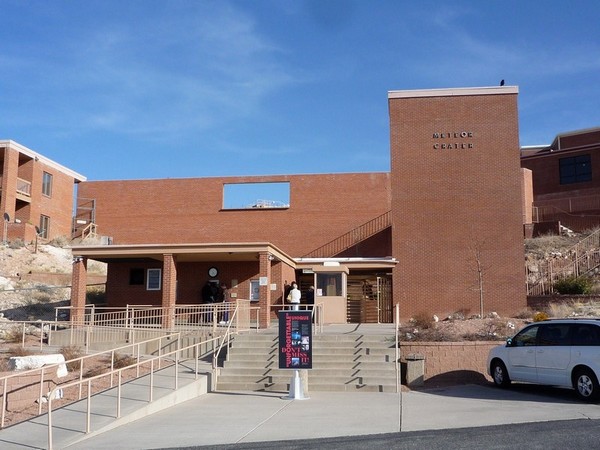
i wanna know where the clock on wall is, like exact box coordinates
[208,267,218,278]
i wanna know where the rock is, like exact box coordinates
[8,354,68,377]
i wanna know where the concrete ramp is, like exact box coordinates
[0,360,211,450]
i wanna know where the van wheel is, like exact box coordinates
[574,368,600,402]
[491,360,511,388]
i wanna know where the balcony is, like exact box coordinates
[16,177,31,196]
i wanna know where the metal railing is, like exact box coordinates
[394,303,400,394]
[55,301,260,333]
[0,333,179,430]
[46,331,225,450]
[526,228,600,295]
[303,211,391,258]
[16,177,31,196]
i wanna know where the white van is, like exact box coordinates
[487,319,600,401]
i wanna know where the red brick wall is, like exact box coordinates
[521,147,600,197]
[389,89,526,319]
[107,260,264,307]
[77,173,391,257]
[1,145,78,242]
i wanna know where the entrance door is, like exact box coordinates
[346,275,392,323]
[377,276,393,323]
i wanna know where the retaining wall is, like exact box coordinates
[399,341,499,385]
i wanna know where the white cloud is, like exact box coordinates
[2,2,301,139]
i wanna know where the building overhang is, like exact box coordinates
[294,257,398,271]
[70,242,297,267]
[388,86,518,99]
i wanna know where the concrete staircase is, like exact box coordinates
[217,331,398,392]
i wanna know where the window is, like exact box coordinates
[511,325,539,347]
[573,325,600,346]
[129,268,145,285]
[316,272,343,296]
[146,268,162,290]
[223,182,290,209]
[559,155,591,185]
[39,215,50,239]
[42,172,53,197]
[538,324,570,346]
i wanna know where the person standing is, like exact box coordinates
[288,282,301,311]
[219,283,230,324]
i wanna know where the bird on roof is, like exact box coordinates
[500,79,505,86]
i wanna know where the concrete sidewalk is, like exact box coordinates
[9,383,597,449]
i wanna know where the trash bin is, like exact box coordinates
[405,353,425,387]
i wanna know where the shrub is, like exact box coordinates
[547,301,574,318]
[411,311,434,330]
[533,311,549,322]
[513,308,534,319]
[3,328,24,343]
[49,235,69,248]
[7,238,24,249]
[8,346,34,357]
[553,276,594,295]
[84,366,107,378]
[86,286,107,305]
[60,346,83,372]
[113,353,136,369]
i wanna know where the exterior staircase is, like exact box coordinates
[527,228,600,295]
[303,211,391,258]
[216,330,398,393]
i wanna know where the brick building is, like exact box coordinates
[0,140,86,243]
[70,86,527,325]
[388,86,526,318]
[521,127,600,232]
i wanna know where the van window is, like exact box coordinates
[512,325,539,347]
[573,324,600,346]
[538,324,570,346]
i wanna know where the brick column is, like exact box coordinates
[258,251,272,328]
[0,146,18,232]
[162,254,177,329]
[70,257,88,325]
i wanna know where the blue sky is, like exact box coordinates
[2,0,599,181]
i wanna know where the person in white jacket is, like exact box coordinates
[288,282,301,311]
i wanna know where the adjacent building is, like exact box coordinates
[521,127,600,232]
[0,140,86,243]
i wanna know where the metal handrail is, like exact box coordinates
[303,210,391,258]
[526,228,600,295]
[395,303,400,394]
[0,332,179,429]
[46,331,221,450]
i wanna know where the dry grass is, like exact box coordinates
[60,346,84,372]
[3,327,24,343]
[7,346,34,357]
[113,353,136,369]
[411,312,434,329]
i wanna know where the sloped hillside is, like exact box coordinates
[0,243,106,321]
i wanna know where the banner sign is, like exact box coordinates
[278,311,312,369]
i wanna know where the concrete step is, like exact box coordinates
[216,381,398,393]
[224,354,395,364]
[228,347,396,357]
[220,331,398,393]
[218,367,396,377]
[217,374,397,385]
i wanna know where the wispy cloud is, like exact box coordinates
[2,2,300,139]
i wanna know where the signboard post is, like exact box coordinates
[278,310,312,399]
